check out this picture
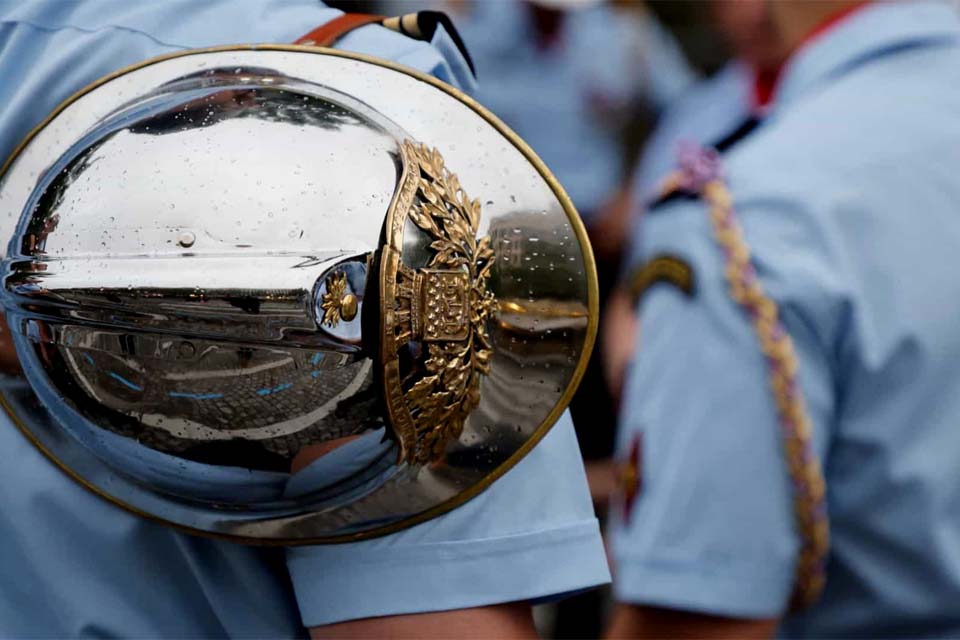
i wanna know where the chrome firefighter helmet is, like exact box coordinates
[0,47,597,543]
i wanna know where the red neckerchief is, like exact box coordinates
[752,2,871,112]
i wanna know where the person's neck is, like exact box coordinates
[771,1,871,55]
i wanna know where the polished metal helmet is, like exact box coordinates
[0,46,596,543]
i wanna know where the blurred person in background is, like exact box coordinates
[452,0,693,226]
[607,0,960,637]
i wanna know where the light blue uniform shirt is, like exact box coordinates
[455,3,693,219]
[0,2,609,635]
[612,2,960,636]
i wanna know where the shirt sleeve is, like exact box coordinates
[287,410,609,627]
[610,191,835,619]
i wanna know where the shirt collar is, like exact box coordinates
[771,0,960,112]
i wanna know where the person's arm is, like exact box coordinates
[311,603,537,639]
[607,604,777,640]
[606,177,836,628]
[285,409,608,630]
[600,286,638,405]
[589,184,635,262]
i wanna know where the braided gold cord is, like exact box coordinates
[659,151,829,610]
[704,178,828,609]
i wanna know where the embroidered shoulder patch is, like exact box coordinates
[626,254,695,306]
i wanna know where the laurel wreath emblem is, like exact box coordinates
[398,141,496,464]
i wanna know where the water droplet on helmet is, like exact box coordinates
[177,231,196,248]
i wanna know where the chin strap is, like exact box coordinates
[661,143,830,611]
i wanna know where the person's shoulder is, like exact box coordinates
[647,63,748,157]
[336,12,477,92]
[680,40,960,311]
[645,45,960,284]
[0,0,338,47]
[632,62,746,194]
[732,41,960,192]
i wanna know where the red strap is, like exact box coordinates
[295,13,385,47]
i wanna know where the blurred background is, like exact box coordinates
[329,1,748,636]
[331,1,729,194]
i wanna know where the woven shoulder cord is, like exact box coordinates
[660,143,829,610]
